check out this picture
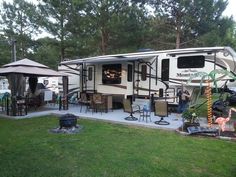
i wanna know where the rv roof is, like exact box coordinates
[61,46,235,65]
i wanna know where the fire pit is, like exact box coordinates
[50,114,83,134]
[59,113,77,129]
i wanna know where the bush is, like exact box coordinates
[182,108,199,123]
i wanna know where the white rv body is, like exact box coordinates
[37,77,59,94]
[0,77,10,94]
[59,47,236,105]
[58,63,81,97]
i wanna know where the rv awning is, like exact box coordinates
[0,58,63,77]
[61,55,150,65]
[60,46,232,65]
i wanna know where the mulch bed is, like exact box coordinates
[176,127,236,141]
[218,130,236,138]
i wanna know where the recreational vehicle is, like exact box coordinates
[58,47,236,107]
[37,77,59,94]
[0,77,10,94]
[58,64,80,97]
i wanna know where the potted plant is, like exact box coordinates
[182,108,200,131]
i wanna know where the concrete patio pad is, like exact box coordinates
[1,104,184,130]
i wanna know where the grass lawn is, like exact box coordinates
[0,116,236,177]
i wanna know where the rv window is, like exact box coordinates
[141,65,147,81]
[177,55,205,68]
[102,64,121,84]
[161,59,169,81]
[88,67,93,81]
[127,64,133,82]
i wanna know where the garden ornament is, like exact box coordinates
[215,107,236,132]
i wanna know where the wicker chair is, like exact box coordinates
[78,92,90,112]
[91,93,105,114]
[154,100,169,125]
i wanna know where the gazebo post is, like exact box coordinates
[6,95,9,115]
[62,76,69,110]
[11,96,17,116]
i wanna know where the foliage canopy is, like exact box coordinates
[0,0,235,68]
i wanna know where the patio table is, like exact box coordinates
[140,105,151,123]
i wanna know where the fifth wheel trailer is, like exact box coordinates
[58,47,236,107]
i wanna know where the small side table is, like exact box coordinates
[140,106,151,123]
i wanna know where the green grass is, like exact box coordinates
[0,116,236,177]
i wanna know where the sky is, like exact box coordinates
[223,0,236,20]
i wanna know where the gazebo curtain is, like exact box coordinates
[7,73,26,97]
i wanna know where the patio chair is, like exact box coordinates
[123,98,141,121]
[27,94,43,110]
[91,93,105,114]
[69,93,78,105]
[16,96,27,116]
[78,92,90,112]
[154,100,170,125]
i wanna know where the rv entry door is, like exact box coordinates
[126,63,134,96]
[84,65,95,92]
[135,62,151,97]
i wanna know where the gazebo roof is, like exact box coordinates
[0,58,63,77]
[3,58,49,68]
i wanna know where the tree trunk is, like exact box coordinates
[60,9,65,61]
[60,40,65,61]
[176,30,180,49]
[175,15,181,49]
[100,27,108,55]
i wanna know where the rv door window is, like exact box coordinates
[161,59,169,81]
[127,64,133,82]
[177,55,205,68]
[88,67,93,81]
[141,65,147,81]
[102,64,121,84]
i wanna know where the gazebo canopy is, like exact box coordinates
[0,58,62,77]
[0,58,68,116]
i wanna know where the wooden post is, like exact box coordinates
[62,76,69,110]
